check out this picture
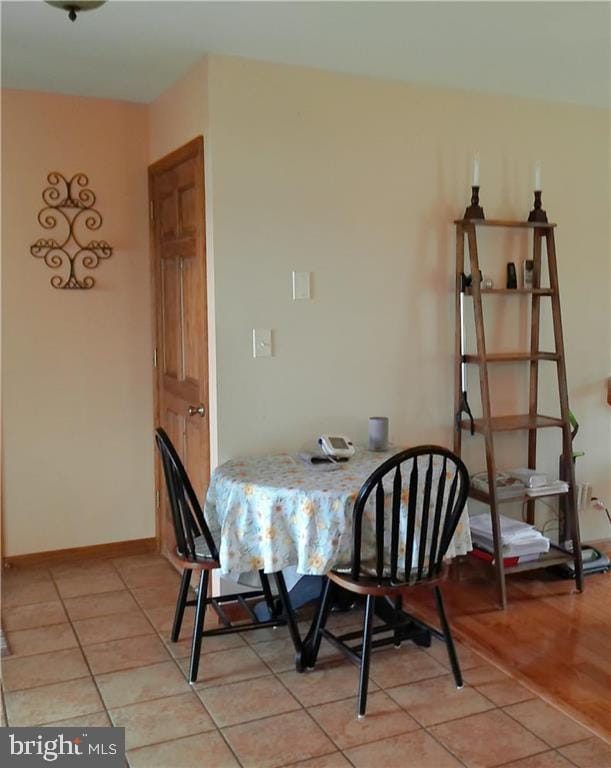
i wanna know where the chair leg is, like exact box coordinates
[306,577,335,668]
[393,594,402,648]
[171,569,192,642]
[434,585,463,688]
[274,571,304,672]
[259,570,281,619]
[357,594,375,718]
[188,570,209,684]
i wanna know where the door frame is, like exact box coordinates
[148,136,210,551]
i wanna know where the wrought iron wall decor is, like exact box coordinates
[30,172,113,289]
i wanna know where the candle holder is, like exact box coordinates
[528,190,548,223]
[464,186,485,220]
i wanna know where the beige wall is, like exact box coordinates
[3,55,609,556]
[148,58,208,165]
[147,57,219,471]
[206,55,610,540]
[2,89,154,556]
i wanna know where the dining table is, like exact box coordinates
[204,446,472,670]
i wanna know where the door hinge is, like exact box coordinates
[153,348,158,368]
[155,490,160,509]
[149,200,154,222]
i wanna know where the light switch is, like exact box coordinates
[292,271,311,300]
[253,328,272,358]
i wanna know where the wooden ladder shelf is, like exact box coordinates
[453,217,584,608]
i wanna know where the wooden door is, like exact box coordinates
[149,137,209,555]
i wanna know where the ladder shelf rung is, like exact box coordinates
[463,352,560,364]
[471,546,574,574]
[469,486,569,506]
[461,414,565,433]
[464,287,555,296]
[454,218,556,229]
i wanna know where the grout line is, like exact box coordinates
[5,557,604,768]
[501,704,594,753]
[46,569,115,728]
[491,745,562,767]
[109,558,247,768]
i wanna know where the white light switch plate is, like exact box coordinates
[292,271,311,300]
[253,328,272,358]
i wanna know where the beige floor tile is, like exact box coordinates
[5,678,103,726]
[278,660,378,708]
[200,675,300,727]
[309,690,420,749]
[2,648,90,692]
[344,728,463,768]
[465,664,536,707]
[55,571,125,599]
[109,691,215,750]
[505,699,593,748]
[2,579,59,608]
[43,711,112,728]
[143,604,195,634]
[131,583,182,608]
[165,631,246,658]
[430,709,548,768]
[127,731,240,768]
[120,563,181,590]
[82,633,170,675]
[2,567,52,585]
[7,623,78,657]
[63,589,139,621]
[111,553,168,574]
[386,674,494,726]
[50,559,118,579]
[73,610,153,645]
[285,754,352,768]
[424,636,484,671]
[241,620,312,646]
[179,645,270,689]
[253,634,338,673]
[368,645,448,689]
[96,660,191,708]
[1,600,68,631]
[559,737,611,767]
[326,609,368,630]
[223,709,335,768]
[498,752,576,768]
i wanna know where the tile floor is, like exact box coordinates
[1,554,610,768]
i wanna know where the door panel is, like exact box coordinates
[182,254,201,383]
[161,257,182,379]
[150,137,209,556]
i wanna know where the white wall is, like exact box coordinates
[205,55,610,541]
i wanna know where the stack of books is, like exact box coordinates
[471,469,569,500]
[471,471,526,500]
[468,512,550,567]
[506,468,569,498]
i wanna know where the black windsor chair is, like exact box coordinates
[307,445,470,717]
[155,428,304,683]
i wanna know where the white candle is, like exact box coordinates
[473,153,480,186]
[534,161,542,191]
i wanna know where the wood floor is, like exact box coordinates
[407,548,611,742]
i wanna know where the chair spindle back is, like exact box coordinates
[350,446,469,584]
[155,428,219,562]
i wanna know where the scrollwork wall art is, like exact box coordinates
[30,172,113,289]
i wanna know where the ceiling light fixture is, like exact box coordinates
[45,1,106,23]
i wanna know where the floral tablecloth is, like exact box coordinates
[204,448,472,577]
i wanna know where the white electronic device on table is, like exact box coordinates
[318,435,355,460]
